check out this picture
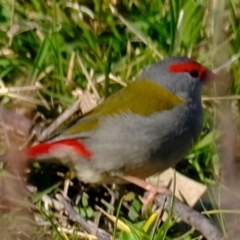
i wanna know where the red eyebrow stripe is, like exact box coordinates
[26,139,92,159]
[169,61,206,78]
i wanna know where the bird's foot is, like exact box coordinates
[119,175,171,212]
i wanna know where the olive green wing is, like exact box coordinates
[63,79,185,137]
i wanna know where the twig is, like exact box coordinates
[66,51,75,85]
[0,85,43,95]
[202,95,240,101]
[57,194,111,240]
[76,54,101,101]
[213,52,240,73]
[3,93,45,105]
[154,194,224,240]
[37,98,82,141]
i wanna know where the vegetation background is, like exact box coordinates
[0,0,239,239]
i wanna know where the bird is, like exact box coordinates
[23,56,214,186]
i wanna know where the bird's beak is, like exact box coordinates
[204,69,217,83]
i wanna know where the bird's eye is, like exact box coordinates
[189,70,199,78]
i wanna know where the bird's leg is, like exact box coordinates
[119,175,171,212]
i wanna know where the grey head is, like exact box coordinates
[138,56,212,102]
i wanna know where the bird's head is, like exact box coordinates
[139,56,215,100]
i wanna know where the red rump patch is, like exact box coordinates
[169,61,206,79]
[26,139,92,159]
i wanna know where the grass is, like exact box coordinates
[0,0,240,239]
